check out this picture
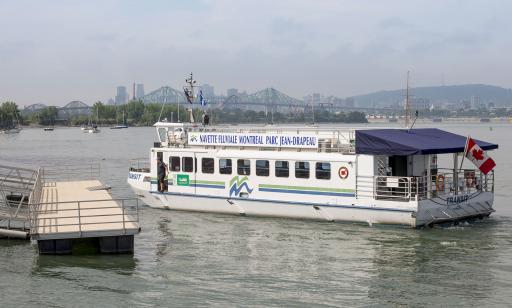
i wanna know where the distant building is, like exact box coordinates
[461,99,471,110]
[201,84,214,98]
[107,98,115,105]
[470,96,482,110]
[312,93,322,105]
[404,98,430,111]
[344,97,355,108]
[115,86,128,104]
[227,88,238,97]
[136,84,145,99]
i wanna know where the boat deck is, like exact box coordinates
[32,180,139,240]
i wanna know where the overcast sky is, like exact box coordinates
[1,0,511,106]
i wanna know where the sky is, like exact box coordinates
[1,0,511,106]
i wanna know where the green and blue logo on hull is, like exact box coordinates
[229,176,253,197]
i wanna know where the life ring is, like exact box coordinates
[436,174,445,192]
[465,171,476,188]
[338,166,349,179]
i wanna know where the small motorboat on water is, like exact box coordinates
[84,126,100,133]
[43,127,54,131]
[110,124,128,129]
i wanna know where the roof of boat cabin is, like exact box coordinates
[355,128,499,155]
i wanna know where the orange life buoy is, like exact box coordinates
[436,174,445,192]
[465,171,476,188]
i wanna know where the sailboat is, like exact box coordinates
[111,104,128,129]
[83,107,100,133]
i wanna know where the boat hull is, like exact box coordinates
[128,171,416,226]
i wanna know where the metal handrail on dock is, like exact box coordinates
[29,198,140,239]
[40,162,101,181]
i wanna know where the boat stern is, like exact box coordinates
[416,191,494,227]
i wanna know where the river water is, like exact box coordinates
[0,123,511,307]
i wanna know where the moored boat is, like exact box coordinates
[127,120,498,228]
[127,74,498,228]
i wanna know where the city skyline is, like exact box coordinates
[1,1,512,106]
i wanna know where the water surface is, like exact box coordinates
[0,123,511,307]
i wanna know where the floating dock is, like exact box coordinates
[0,164,140,254]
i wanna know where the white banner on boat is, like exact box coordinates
[187,132,319,148]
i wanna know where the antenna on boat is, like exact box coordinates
[408,110,419,132]
[405,71,411,129]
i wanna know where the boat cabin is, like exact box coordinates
[147,122,497,203]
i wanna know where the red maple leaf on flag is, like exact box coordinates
[472,148,484,160]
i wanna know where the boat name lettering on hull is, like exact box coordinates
[446,195,469,205]
[128,172,141,180]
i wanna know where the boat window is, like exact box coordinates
[182,157,194,172]
[170,156,180,172]
[202,158,214,174]
[256,160,269,176]
[275,161,289,178]
[316,162,331,180]
[237,159,251,175]
[219,159,232,174]
[295,161,310,179]
[158,128,167,142]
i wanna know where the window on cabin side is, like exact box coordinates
[316,162,331,180]
[237,159,251,175]
[256,160,269,176]
[202,158,214,174]
[295,161,310,179]
[275,161,289,177]
[219,159,232,174]
[182,157,194,172]
[170,156,180,172]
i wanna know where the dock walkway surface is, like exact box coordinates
[33,180,139,240]
[0,163,140,254]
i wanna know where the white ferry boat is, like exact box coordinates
[127,120,498,227]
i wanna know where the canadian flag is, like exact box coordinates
[465,136,496,175]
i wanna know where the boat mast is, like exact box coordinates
[405,71,410,129]
[183,72,196,123]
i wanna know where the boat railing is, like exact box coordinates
[40,162,101,182]
[356,168,494,202]
[373,176,427,201]
[432,168,494,196]
[129,159,150,173]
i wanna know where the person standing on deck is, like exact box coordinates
[157,157,167,192]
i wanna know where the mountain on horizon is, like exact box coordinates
[349,84,512,107]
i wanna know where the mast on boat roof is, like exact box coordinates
[180,72,197,123]
[405,71,411,129]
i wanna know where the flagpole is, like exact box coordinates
[459,135,470,172]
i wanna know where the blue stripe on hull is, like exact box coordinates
[149,191,414,213]
[259,187,355,197]
[192,184,225,189]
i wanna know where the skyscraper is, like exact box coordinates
[200,84,214,98]
[136,84,145,99]
[115,86,128,104]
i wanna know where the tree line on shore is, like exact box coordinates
[1,100,368,128]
